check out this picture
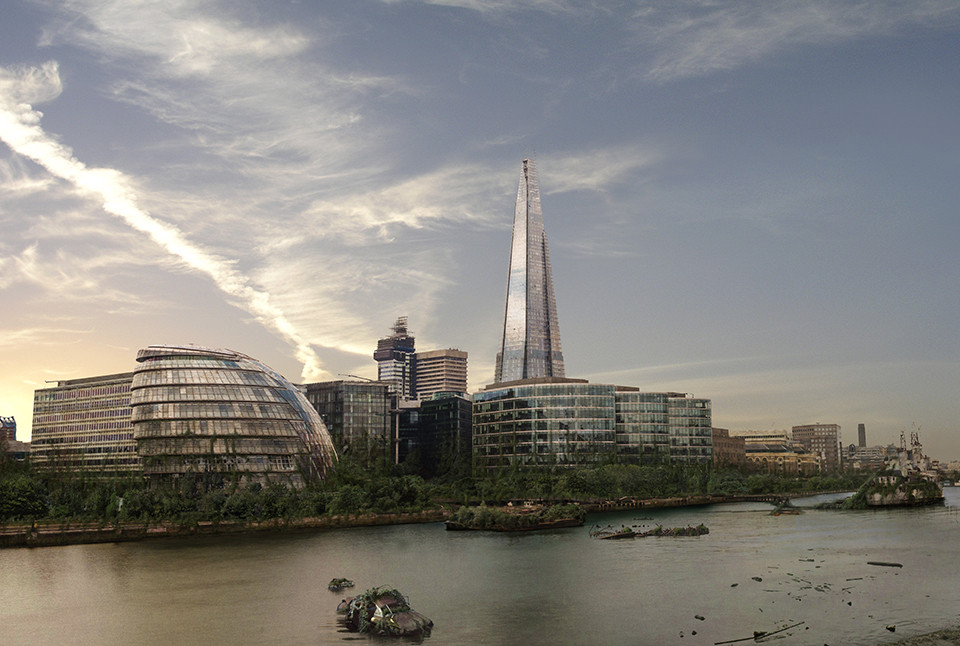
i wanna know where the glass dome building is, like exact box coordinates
[130,345,337,488]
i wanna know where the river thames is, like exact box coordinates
[2,488,958,645]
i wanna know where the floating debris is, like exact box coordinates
[590,523,709,539]
[867,561,903,568]
[328,577,354,592]
[714,621,805,645]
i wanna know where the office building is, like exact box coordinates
[473,378,711,471]
[712,428,746,466]
[131,345,337,489]
[791,423,842,473]
[495,158,565,383]
[303,380,390,460]
[1,415,15,442]
[858,423,866,448]
[30,373,140,473]
[615,389,670,464]
[414,348,467,400]
[374,316,416,400]
[419,392,473,477]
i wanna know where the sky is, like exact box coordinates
[1,0,958,459]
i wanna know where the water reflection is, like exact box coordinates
[2,489,959,645]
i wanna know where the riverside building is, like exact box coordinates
[791,423,842,473]
[130,345,337,488]
[30,372,140,474]
[473,378,711,471]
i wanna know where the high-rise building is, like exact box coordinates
[131,345,337,488]
[495,158,565,383]
[30,373,140,473]
[858,423,866,448]
[792,423,842,473]
[414,348,467,400]
[374,316,416,400]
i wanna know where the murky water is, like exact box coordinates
[2,489,959,645]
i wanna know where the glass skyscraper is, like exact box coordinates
[495,158,565,383]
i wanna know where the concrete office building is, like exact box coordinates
[30,373,140,473]
[414,348,467,400]
[792,423,842,473]
[712,428,746,466]
[131,345,337,488]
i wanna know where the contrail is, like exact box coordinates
[0,61,330,381]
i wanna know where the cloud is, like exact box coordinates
[381,0,580,15]
[540,146,661,194]
[0,61,347,380]
[302,162,515,243]
[629,0,960,81]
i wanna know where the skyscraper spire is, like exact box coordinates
[495,158,565,383]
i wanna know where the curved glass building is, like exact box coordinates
[131,345,337,488]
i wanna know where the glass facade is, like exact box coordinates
[473,380,616,470]
[131,345,337,488]
[495,159,565,383]
[473,380,713,471]
[31,373,140,474]
[668,395,713,462]
[419,392,473,477]
[614,390,671,463]
[303,380,390,459]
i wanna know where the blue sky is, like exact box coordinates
[1,0,958,459]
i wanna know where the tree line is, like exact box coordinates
[0,448,872,525]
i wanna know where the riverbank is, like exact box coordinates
[0,509,450,548]
[0,490,852,549]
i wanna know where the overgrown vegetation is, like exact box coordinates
[448,503,584,530]
[0,448,867,525]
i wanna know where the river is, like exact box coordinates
[2,488,959,645]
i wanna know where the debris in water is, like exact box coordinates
[867,561,903,568]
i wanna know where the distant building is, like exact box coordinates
[1,415,15,442]
[414,348,468,400]
[858,423,866,448]
[30,372,140,474]
[303,380,390,460]
[374,317,417,400]
[792,423,842,473]
[712,428,746,467]
[131,345,337,489]
[473,378,711,471]
[494,158,565,383]
[844,443,890,472]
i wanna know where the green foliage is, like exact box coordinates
[0,475,47,520]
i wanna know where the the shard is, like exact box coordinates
[494,158,565,383]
